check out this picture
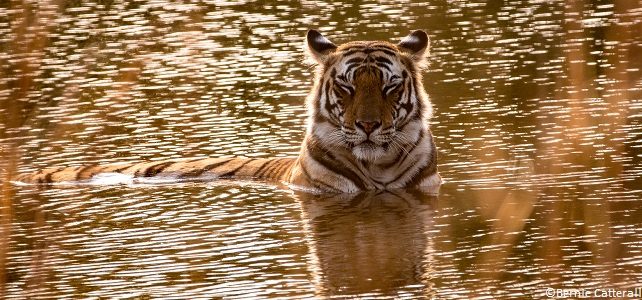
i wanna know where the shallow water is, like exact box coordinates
[1,0,641,298]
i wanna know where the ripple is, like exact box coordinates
[2,0,641,298]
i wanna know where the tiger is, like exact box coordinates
[14,29,442,193]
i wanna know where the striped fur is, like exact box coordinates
[287,30,441,193]
[15,30,441,193]
[14,157,297,185]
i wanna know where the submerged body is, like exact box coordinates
[15,30,441,193]
[14,157,297,186]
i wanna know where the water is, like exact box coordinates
[1,0,641,298]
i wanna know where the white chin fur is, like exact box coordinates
[352,143,386,162]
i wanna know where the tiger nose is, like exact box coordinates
[355,120,381,134]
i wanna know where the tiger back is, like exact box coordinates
[14,30,441,193]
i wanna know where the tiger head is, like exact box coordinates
[305,30,432,162]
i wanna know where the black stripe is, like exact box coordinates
[399,80,424,130]
[180,158,233,178]
[398,130,424,167]
[345,63,360,76]
[398,113,420,136]
[335,82,354,95]
[345,57,364,65]
[270,158,295,180]
[323,82,344,123]
[33,169,44,177]
[412,79,424,115]
[144,161,175,177]
[343,47,397,57]
[386,190,414,206]
[378,146,406,169]
[44,173,54,183]
[407,76,414,104]
[397,78,416,129]
[301,163,340,192]
[408,166,438,187]
[218,159,255,178]
[112,165,133,173]
[406,159,437,187]
[388,131,425,184]
[332,87,342,98]
[253,159,275,178]
[347,192,372,208]
[44,167,66,183]
[376,62,391,72]
[370,45,398,51]
[342,149,378,183]
[374,56,392,65]
[318,78,339,124]
[76,164,99,180]
[364,48,396,56]
[324,97,337,115]
[399,98,414,115]
[263,158,287,179]
[406,146,438,187]
[382,82,401,96]
[306,139,366,190]
[351,65,368,79]
[300,164,320,188]
[343,49,364,56]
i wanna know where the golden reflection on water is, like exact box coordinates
[296,190,437,298]
[5,184,639,298]
[1,0,641,298]
[8,184,315,298]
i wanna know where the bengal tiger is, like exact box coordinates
[14,30,441,193]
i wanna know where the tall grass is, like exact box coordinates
[1,0,58,295]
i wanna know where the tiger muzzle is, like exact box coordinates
[355,120,381,135]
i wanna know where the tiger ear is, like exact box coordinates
[306,29,337,63]
[398,30,430,62]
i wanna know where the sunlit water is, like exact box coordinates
[1,0,641,298]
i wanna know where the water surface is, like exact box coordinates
[1,0,641,298]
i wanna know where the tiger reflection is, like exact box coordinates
[295,189,437,297]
